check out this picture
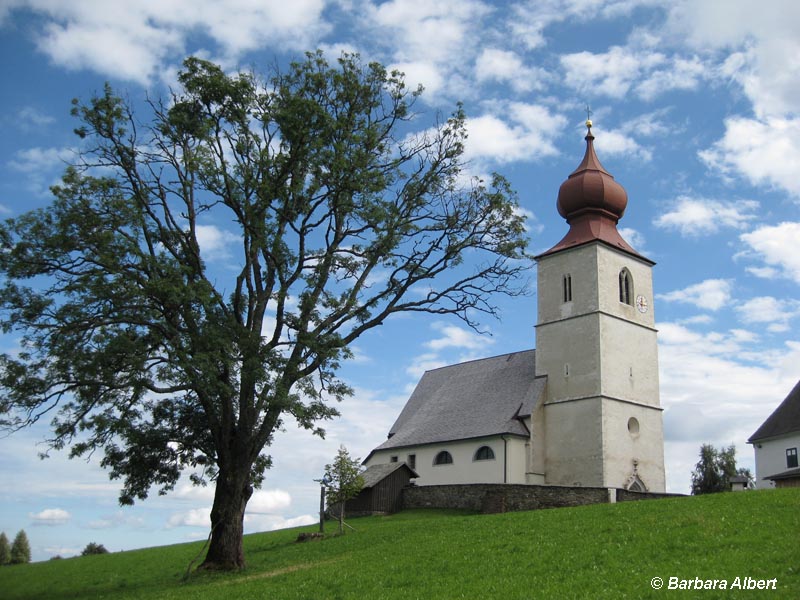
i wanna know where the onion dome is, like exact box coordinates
[539,119,649,262]
[556,121,627,221]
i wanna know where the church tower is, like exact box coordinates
[534,119,666,492]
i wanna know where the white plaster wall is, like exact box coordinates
[601,399,666,492]
[543,399,604,487]
[752,432,800,489]
[598,315,660,406]
[365,436,529,486]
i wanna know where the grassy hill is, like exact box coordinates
[1,489,798,599]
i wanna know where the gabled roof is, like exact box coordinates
[367,350,545,459]
[748,380,800,443]
[359,462,418,488]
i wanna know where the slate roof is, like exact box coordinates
[748,379,800,443]
[359,462,418,488]
[367,350,545,458]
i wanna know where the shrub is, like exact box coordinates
[81,542,109,556]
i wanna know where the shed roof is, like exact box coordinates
[368,350,544,458]
[763,466,800,482]
[748,380,800,443]
[359,462,418,488]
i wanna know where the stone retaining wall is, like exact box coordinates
[402,483,680,514]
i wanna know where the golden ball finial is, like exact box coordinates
[586,118,592,128]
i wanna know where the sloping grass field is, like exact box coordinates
[1,489,798,599]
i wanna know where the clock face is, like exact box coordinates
[635,294,648,313]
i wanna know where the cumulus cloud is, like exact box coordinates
[475,48,548,93]
[654,196,758,236]
[166,507,210,529]
[735,296,800,333]
[657,320,800,491]
[560,46,704,101]
[10,0,329,84]
[665,0,800,118]
[247,489,292,514]
[699,117,800,198]
[194,224,240,262]
[30,508,71,526]
[8,146,75,173]
[425,322,489,352]
[463,102,566,165]
[739,222,800,283]
[658,279,732,311]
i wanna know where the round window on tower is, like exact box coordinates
[627,417,640,436]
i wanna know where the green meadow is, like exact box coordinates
[1,489,798,599]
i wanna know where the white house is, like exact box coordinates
[748,381,800,489]
[364,121,667,493]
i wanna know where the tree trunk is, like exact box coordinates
[338,497,344,534]
[199,469,253,570]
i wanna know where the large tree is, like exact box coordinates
[0,52,529,570]
[690,443,753,495]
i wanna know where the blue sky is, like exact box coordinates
[1,0,799,562]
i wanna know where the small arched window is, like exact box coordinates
[619,269,633,305]
[474,446,495,461]
[433,450,453,466]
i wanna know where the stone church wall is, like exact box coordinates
[402,483,679,513]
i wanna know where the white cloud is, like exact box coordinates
[166,507,210,529]
[592,127,651,161]
[735,296,800,333]
[425,322,488,352]
[654,196,758,236]
[665,0,800,118]
[247,489,292,515]
[618,227,645,251]
[194,224,240,261]
[366,0,490,65]
[389,61,444,97]
[405,351,449,380]
[29,508,71,526]
[463,102,566,165]
[244,513,317,533]
[13,0,329,84]
[16,106,55,128]
[658,279,732,311]
[740,222,800,283]
[8,145,75,173]
[657,321,800,491]
[699,117,800,198]
[475,48,548,93]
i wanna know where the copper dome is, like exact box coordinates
[556,128,627,221]
[537,122,651,263]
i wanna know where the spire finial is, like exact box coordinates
[585,103,593,130]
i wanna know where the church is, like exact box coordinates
[363,119,667,493]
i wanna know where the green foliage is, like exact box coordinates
[81,543,109,556]
[0,532,10,565]
[691,443,752,495]
[9,530,30,565]
[0,50,529,568]
[0,490,797,599]
[323,445,365,533]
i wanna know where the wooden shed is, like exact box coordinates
[344,462,418,516]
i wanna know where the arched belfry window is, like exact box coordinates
[433,451,453,466]
[619,269,633,305]
[563,274,572,302]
